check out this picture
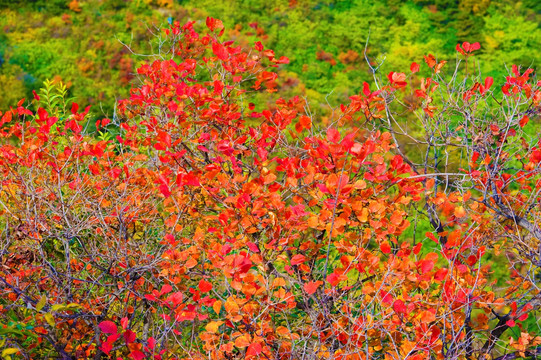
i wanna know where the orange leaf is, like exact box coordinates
[235,334,251,348]
[422,310,436,322]
[454,206,466,218]
[205,321,223,334]
[390,210,403,226]
[185,257,198,269]
[424,54,436,68]
[272,277,286,288]
[213,300,222,314]
[225,297,240,314]
[299,115,312,130]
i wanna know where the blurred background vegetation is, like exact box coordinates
[1,0,540,120]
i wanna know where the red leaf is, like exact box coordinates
[212,42,229,61]
[512,64,520,77]
[420,259,434,273]
[130,350,146,360]
[380,242,391,254]
[121,317,129,330]
[519,115,529,128]
[510,301,518,314]
[159,184,171,198]
[160,284,172,296]
[123,329,136,344]
[246,343,262,356]
[380,290,393,305]
[505,319,515,327]
[100,341,113,355]
[107,333,120,343]
[393,299,407,314]
[99,321,117,334]
[275,56,289,64]
[291,254,306,266]
[246,242,260,253]
[410,62,420,73]
[71,102,79,115]
[326,273,341,286]
[470,42,480,51]
[198,279,213,293]
[484,76,493,91]
[413,243,422,255]
[326,128,340,143]
[206,17,223,32]
[434,268,448,281]
[157,130,171,148]
[363,82,370,96]
[303,281,322,295]
[530,149,541,163]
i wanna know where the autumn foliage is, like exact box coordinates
[0,19,540,360]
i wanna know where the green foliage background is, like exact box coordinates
[1,0,540,119]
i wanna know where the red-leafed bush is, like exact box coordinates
[0,19,540,360]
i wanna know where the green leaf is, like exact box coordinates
[0,326,23,336]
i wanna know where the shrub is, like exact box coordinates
[0,19,539,360]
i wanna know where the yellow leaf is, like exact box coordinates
[224,297,239,314]
[205,321,223,334]
[2,348,19,357]
[35,295,47,312]
[44,313,55,327]
[51,304,66,312]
